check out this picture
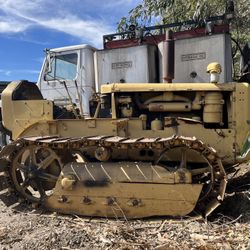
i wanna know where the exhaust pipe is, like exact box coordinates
[163,30,175,83]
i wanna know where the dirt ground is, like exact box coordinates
[0,164,250,250]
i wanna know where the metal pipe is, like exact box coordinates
[103,15,226,47]
[144,92,189,105]
[74,80,84,117]
[94,101,101,118]
[148,102,192,112]
[163,30,175,83]
[62,81,80,119]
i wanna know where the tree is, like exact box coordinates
[118,0,249,33]
[117,0,250,79]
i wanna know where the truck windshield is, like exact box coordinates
[44,53,78,81]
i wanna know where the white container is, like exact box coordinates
[210,72,220,83]
[94,45,158,92]
[158,33,232,83]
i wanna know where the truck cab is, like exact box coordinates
[37,44,96,116]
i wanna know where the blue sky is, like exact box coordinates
[0,0,141,81]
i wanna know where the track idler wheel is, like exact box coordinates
[155,137,227,217]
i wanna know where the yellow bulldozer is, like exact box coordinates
[0,10,249,219]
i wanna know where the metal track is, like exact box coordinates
[0,135,227,218]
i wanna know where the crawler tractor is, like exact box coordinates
[0,11,250,219]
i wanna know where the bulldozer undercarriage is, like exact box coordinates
[0,135,227,219]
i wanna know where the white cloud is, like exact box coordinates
[100,0,135,8]
[0,69,12,76]
[0,20,30,33]
[0,0,114,47]
[0,69,40,77]
[40,16,112,46]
